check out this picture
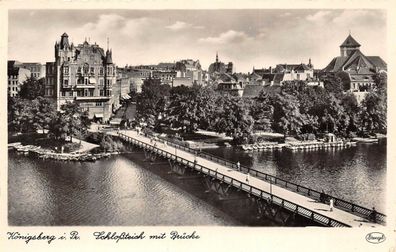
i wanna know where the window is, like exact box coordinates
[84,89,88,97]
[64,66,69,74]
[78,67,82,73]
[107,67,113,75]
[100,89,104,96]
[90,67,94,74]
[99,67,104,75]
[96,102,102,106]
[83,64,89,74]
[64,79,69,85]
[99,79,104,86]
[84,78,88,85]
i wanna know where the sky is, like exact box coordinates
[8,9,387,72]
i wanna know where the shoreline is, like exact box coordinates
[9,142,122,162]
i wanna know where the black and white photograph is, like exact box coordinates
[2,1,395,251]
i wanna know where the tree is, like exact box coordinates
[8,97,36,133]
[136,78,170,130]
[49,102,90,141]
[167,86,218,133]
[270,92,307,138]
[340,92,360,134]
[18,77,45,100]
[358,90,387,134]
[319,73,349,98]
[213,95,254,144]
[32,97,58,134]
[250,92,273,131]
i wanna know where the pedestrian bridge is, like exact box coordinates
[114,130,385,227]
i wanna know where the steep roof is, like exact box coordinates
[218,73,236,82]
[252,68,268,75]
[273,73,285,84]
[349,74,374,82]
[294,63,310,71]
[243,84,265,98]
[340,34,361,48]
[366,56,387,70]
[105,49,113,64]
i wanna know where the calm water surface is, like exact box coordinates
[8,140,386,225]
[205,140,386,212]
[8,152,238,226]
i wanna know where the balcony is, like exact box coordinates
[75,96,111,101]
[75,84,96,88]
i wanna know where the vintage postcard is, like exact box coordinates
[1,0,395,251]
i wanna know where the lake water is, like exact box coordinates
[204,140,387,212]
[8,152,239,226]
[8,140,386,226]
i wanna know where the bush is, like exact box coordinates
[63,142,81,153]
[100,135,125,152]
[85,132,104,144]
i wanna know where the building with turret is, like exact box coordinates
[208,52,233,76]
[322,34,387,93]
[45,33,117,122]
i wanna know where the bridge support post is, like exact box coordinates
[168,160,187,175]
[203,177,232,199]
[143,149,157,163]
[253,197,295,226]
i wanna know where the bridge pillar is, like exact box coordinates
[143,149,157,163]
[168,160,187,175]
[253,197,295,226]
[203,176,232,199]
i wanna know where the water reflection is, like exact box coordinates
[8,153,238,226]
[205,141,386,212]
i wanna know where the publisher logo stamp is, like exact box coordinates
[365,232,386,244]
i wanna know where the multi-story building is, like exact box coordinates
[152,70,176,86]
[247,60,315,86]
[175,59,203,85]
[322,34,387,92]
[112,77,132,112]
[208,53,234,76]
[7,60,31,97]
[45,33,116,122]
[16,62,46,79]
[215,73,247,97]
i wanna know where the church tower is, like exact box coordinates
[340,34,361,57]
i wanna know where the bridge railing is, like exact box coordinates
[141,132,386,223]
[117,132,350,227]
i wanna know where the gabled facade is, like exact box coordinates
[45,33,116,122]
[322,34,387,92]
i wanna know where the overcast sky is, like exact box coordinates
[8,9,387,72]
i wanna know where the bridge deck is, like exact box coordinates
[116,130,381,227]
